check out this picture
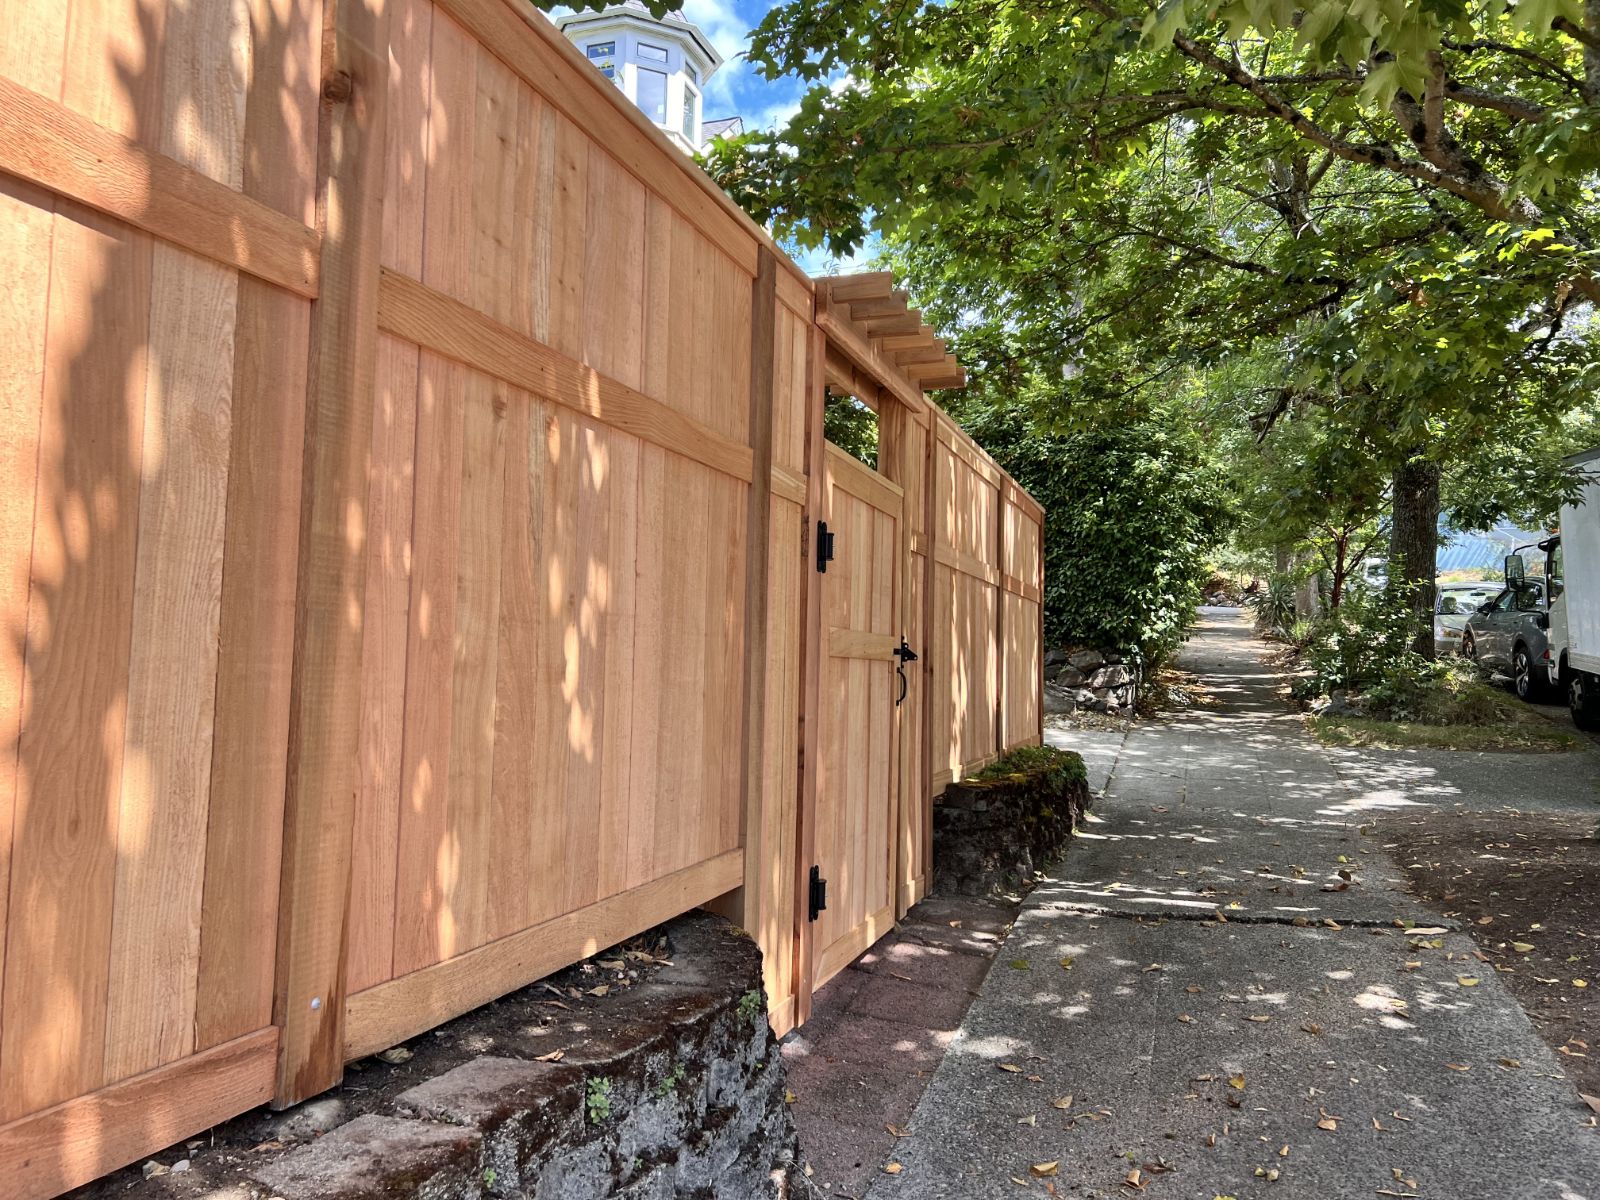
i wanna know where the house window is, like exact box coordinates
[637,67,668,124]
[638,41,669,63]
[586,41,615,79]
[682,85,699,143]
[685,64,699,85]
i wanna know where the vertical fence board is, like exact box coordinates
[271,0,390,1106]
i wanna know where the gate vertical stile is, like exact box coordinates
[791,318,829,1027]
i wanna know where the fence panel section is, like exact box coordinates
[339,0,797,1061]
[0,0,321,1191]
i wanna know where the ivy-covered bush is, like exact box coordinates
[944,398,1232,667]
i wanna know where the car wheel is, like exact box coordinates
[1513,646,1549,702]
[1572,670,1600,733]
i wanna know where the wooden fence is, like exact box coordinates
[0,0,1041,1193]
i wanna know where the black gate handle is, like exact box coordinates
[893,639,917,705]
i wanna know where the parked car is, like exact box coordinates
[1461,578,1555,701]
[1434,582,1501,656]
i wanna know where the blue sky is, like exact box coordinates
[552,1,876,273]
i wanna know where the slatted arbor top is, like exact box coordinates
[814,272,966,406]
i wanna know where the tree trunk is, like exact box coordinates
[1389,454,1441,659]
[1330,534,1349,609]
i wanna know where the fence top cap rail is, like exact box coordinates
[509,1,812,297]
[817,272,966,393]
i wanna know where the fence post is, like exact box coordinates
[995,486,1006,754]
[272,0,390,1107]
[723,249,777,946]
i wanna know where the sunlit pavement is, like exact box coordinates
[867,609,1600,1199]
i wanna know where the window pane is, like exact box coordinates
[637,67,667,124]
[586,41,615,79]
[639,41,668,62]
[685,64,699,85]
[682,89,697,139]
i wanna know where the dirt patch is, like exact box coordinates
[1374,809,1600,1100]
[1138,664,1223,715]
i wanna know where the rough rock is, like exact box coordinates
[1089,664,1132,689]
[1066,649,1104,672]
[1042,682,1076,715]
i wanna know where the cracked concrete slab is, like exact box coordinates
[862,610,1600,1200]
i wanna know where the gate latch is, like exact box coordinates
[893,639,918,705]
[815,521,835,573]
[808,865,827,922]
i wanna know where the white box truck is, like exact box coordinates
[1540,447,1600,731]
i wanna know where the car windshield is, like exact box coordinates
[1437,588,1496,614]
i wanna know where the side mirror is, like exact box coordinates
[1504,553,1526,586]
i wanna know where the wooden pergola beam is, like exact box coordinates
[823,271,895,303]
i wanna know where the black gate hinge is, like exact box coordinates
[815,521,835,573]
[808,865,827,922]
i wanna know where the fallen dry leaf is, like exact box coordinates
[1445,1063,1472,1072]
[1581,1094,1600,1115]
[1228,1075,1246,1091]
[534,1049,565,1062]
[886,1124,910,1138]
[883,1162,903,1175]
[1031,1161,1059,1177]
[1511,942,1535,953]
[376,1047,412,1064]
[1456,976,1480,987]
[999,1063,1023,1073]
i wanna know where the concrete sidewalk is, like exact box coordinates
[867,609,1600,1199]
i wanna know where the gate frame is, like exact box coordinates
[790,279,964,1019]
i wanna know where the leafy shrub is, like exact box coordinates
[942,399,1231,668]
[1247,573,1297,639]
[1299,582,1420,695]
[1296,582,1520,726]
[1361,657,1514,725]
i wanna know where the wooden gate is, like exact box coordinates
[810,443,903,987]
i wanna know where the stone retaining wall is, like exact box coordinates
[932,749,1091,897]
[1042,647,1139,716]
[97,914,810,1200]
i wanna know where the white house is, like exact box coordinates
[555,1,741,154]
